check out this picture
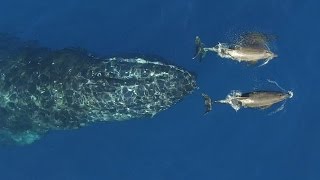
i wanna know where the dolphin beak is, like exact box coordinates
[287,91,294,98]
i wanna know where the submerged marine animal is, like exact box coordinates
[0,34,197,145]
[201,93,212,115]
[193,32,277,66]
[202,90,293,113]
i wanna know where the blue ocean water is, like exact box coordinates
[0,0,319,179]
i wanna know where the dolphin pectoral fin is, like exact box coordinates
[246,61,258,66]
[268,103,285,115]
[193,36,207,61]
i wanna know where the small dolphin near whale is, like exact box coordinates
[193,32,277,66]
[202,90,293,113]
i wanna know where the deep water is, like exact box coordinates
[0,0,319,179]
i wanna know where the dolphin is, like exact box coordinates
[210,43,277,65]
[202,90,293,113]
[193,32,277,66]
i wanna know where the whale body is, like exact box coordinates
[0,34,197,145]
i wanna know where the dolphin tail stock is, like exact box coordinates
[201,93,237,114]
[193,36,208,61]
[201,93,242,113]
[213,92,242,111]
[214,99,241,111]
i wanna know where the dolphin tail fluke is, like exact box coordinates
[193,36,207,61]
[201,93,212,115]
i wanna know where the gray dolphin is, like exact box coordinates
[202,90,293,113]
[193,32,277,66]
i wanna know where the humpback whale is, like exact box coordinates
[202,90,293,113]
[193,32,277,66]
[0,34,197,145]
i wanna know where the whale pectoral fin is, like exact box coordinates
[0,128,42,145]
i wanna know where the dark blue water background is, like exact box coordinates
[0,0,319,179]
